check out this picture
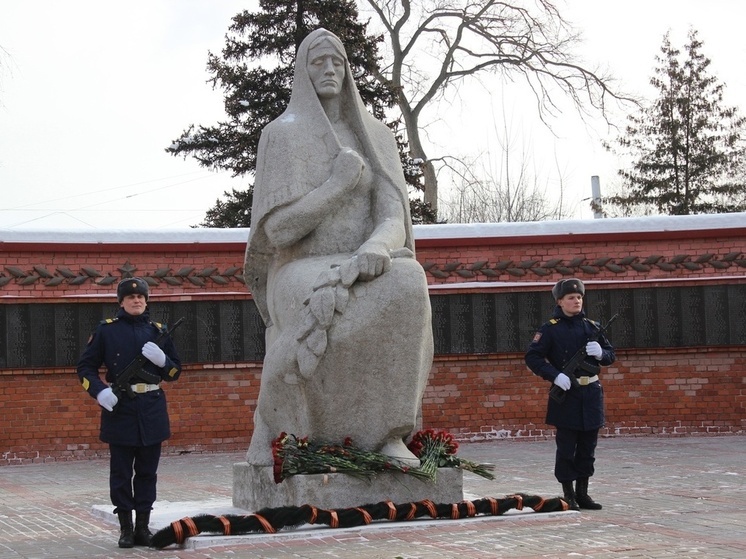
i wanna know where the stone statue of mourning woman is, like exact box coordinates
[243,28,434,471]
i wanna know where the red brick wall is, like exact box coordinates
[424,348,746,441]
[0,240,246,301]
[1,215,745,464]
[415,225,746,286]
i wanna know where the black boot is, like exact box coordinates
[561,481,580,511]
[576,477,603,510]
[117,510,134,548]
[134,510,153,547]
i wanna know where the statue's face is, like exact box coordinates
[307,44,346,99]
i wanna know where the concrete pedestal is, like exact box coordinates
[233,463,464,512]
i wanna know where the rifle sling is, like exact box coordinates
[131,369,161,384]
[575,361,600,376]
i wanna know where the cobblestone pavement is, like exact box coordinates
[0,435,744,559]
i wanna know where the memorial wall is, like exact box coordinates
[1,214,744,464]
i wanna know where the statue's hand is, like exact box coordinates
[331,148,364,192]
[355,241,391,281]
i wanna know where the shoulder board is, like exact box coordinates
[585,318,601,328]
[151,321,166,333]
[548,318,560,325]
[99,317,119,325]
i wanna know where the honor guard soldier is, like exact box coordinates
[525,279,615,510]
[77,277,182,548]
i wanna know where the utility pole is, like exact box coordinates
[591,176,603,219]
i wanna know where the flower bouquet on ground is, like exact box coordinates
[407,429,495,481]
[271,433,433,484]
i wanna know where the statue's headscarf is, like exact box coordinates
[245,28,414,324]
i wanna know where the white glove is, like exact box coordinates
[142,342,166,368]
[96,387,118,412]
[586,341,603,360]
[553,372,572,391]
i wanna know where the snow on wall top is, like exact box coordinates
[0,213,744,245]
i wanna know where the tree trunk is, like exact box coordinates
[400,104,438,215]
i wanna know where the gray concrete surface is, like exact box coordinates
[0,435,744,558]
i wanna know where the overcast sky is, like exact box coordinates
[1,1,745,230]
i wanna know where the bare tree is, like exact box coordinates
[0,45,12,107]
[363,0,633,216]
[438,118,572,223]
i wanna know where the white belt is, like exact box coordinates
[130,383,160,393]
[577,375,599,386]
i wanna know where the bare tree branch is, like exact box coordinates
[364,0,637,215]
[437,104,573,223]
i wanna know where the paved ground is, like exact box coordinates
[0,435,744,559]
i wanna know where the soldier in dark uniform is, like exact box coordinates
[77,277,182,548]
[525,278,615,510]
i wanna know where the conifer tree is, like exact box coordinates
[604,29,746,215]
[167,0,434,227]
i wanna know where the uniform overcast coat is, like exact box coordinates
[77,309,182,446]
[525,307,615,430]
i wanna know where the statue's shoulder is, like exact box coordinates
[362,112,393,133]
[258,117,297,153]
[268,111,310,131]
[359,113,398,148]
[261,118,285,136]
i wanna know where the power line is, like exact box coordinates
[7,211,98,229]
[3,172,243,228]
[73,174,225,211]
[1,208,210,212]
[2,170,227,211]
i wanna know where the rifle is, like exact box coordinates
[549,313,619,404]
[112,317,185,399]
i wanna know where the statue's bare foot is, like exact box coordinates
[246,442,274,467]
[380,438,421,468]
[245,420,275,466]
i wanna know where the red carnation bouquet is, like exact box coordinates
[271,430,495,484]
[407,429,495,481]
[271,433,432,484]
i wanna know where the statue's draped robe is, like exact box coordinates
[244,29,433,465]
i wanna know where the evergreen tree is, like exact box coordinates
[168,0,434,227]
[199,188,253,228]
[604,29,746,216]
